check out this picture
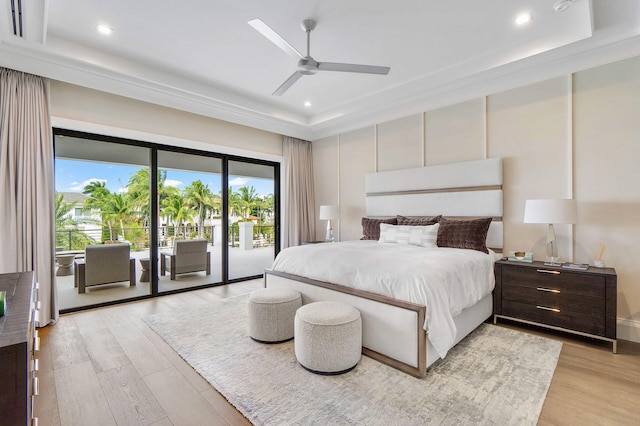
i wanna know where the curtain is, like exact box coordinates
[0,67,57,325]
[282,136,316,248]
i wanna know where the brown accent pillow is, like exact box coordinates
[361,217,397,240]
[436,217,492,254]
[396,215,442,226]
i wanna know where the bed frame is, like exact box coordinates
[265,158,503,378]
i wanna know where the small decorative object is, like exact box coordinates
[507,251,533,263]
[593,245,606,268]
[561,262,589,271]
[0,290,6,316]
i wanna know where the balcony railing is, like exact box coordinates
[56,224,275,251]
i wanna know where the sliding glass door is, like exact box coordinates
[228,160,278,281]
[54,134,152,310]
[157,150,223,292]
[54,129,280,312]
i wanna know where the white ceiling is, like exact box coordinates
[1,1,640,140]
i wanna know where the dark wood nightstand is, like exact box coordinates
[493,259,617,352]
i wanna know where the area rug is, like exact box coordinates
[143,295,562,425]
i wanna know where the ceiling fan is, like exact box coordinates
[248,18,391,96]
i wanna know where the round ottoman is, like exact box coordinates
[247,288,302,343]
[294,301,362,375]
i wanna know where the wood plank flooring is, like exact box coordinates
[35,281,640,425]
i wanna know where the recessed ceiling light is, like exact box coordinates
[304,101,312,107]
[515,12,533,26]
[96,24,113,35]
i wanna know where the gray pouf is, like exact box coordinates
[247,288,302,343]
[294,301,362,375]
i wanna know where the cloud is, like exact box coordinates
[70,178,106,191]
[164,179,183,188]
[229,177,249,187]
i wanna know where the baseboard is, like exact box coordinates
[617,317,640,343]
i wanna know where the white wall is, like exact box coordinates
[312,55,640,342]
[50,81,282,158]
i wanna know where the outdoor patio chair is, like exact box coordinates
[74,243,136,293]
[161,238,211,280]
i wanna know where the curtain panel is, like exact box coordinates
[282,136,315,248]
[0,67,57,325]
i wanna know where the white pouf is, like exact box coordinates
[294,301,362,375]
[247,288,302,343]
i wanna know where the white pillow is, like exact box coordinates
[378,223,439,248]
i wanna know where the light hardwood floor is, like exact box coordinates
[36,282,640,425]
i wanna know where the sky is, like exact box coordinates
[55,159,274,198]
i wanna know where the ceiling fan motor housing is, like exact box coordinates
[298,57,319,75]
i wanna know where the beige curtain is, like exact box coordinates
[0,68,57,325]
[282,136,316,247]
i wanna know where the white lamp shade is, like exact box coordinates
[319,205,339,220]
[524,199,577,224]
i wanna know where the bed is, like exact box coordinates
[265,158,503,377]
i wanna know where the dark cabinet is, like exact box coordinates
[0,272,39,425]
[493,260,617,352]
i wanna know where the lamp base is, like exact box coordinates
[325,220,335,243]
[546,223,559,263]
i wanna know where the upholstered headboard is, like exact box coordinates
[365,158,503,250]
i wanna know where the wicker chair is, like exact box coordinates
[161,239,211,280]
[74,244,136,293]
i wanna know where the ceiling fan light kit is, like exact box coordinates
[249,18,391,96]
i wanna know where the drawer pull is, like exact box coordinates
[536,269,561,275]
[536,287,560,293]
[536,305,560,313]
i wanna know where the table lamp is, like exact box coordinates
[524,199,577,262]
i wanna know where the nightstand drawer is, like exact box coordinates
[502,284,605,316]
[503,300,606,336]
[502,266,605,298]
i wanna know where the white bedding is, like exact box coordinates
[271,240,499,359]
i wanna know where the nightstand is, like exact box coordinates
[493,260,617,353]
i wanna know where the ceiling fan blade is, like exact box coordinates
[273,71,304,96]
[248,19,304,60]
[318,62,390,75]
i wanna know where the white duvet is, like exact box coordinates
[271,240,498,359]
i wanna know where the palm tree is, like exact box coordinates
[184,180,213,237]
[228,187,243,219]
[262,193,275,222]
[102,192,135,241]
[126,168,152,222]
[238,186,260,218]
[83,182,135,242]
[83,181,115,241]
[128,168,175,223]
[162,193,196,239]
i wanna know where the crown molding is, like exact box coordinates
[0,37,314,140]
[309,32,640,140]
[2,29,640,143]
